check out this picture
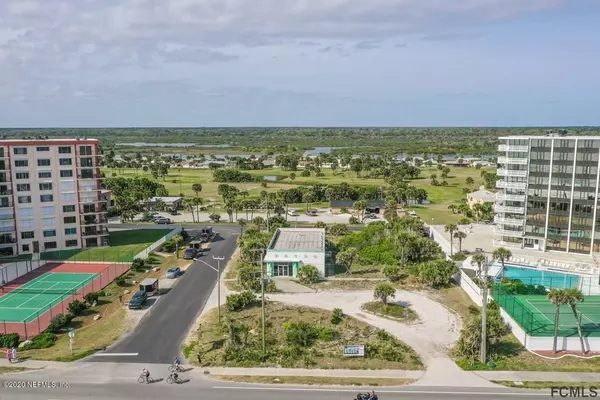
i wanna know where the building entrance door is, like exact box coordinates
[275,263,292,277]
[33,241,39,253]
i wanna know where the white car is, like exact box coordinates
[287,210,299,217]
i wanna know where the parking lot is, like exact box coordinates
[88,228,238,364]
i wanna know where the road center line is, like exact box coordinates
[92,353,139,356]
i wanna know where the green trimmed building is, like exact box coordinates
[264,228,326,278]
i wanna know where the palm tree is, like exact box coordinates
[238,218,247,235]
[444,223,458,255]
[173,234,183,258]
[183,198,196,223]
[564,288,587,354]
[492,248,512,282]
[453,231,467,252]
[471,252,489,363]
[192,197,203,222]
[353,200,368,222]
[447,204,457,214]
[548,289,571,354]
[471,253,487,278]
[154,198,166,212]
[396,231,414,269]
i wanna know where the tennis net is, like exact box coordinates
[5,287,82,296]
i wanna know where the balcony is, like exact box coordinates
[494,215,525,226]
[494,228,525,237]
[498,144,529,152]
[0,201,12,209]
[81,218,101,226]
[78,174,101,180]
[0,237,17,246]
[497,169,527,178]
[0,226,16,233]
[494,204,525,214]
[82,229,108,237]
[0,213,14,221]
[496,193,526,202]
[79,187,101,193]
[496,180,527,190]
[497,157,529,165]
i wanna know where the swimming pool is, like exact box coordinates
[496,265,580,290]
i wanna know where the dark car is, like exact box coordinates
[128,291,148,309]
[183,248,198,260]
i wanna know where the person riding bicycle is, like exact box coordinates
[142,368,150,382]
[173,356,181,368]
[170,372,179,382]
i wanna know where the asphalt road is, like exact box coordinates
[0,381,550,400]
[87,230,238,364]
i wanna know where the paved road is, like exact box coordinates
[0,380,549,400]
[87,231,238,364]
[108,223,366,232]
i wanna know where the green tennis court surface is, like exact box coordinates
[494,292,600,337]
[0,272,98,323]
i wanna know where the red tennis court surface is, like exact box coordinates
[1,261,131,339]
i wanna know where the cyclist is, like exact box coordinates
[169,372,179,383]
[173,356,181,370]
[141,368,150,383]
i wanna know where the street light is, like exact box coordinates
[194,256,225,323]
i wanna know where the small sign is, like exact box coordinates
[343,344,365,357]
[68,331,75,339]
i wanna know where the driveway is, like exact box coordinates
[88,231,238,364]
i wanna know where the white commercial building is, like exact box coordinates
[264,228,327,278]
[0,138,107,257]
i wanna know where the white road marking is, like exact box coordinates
[93,353,139,356]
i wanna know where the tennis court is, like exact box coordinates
[493,290,600,337]
[0,272,98,323]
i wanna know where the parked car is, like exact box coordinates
[306,210,318,217]
[155,217,172,224]
[128,291,148,309]
[407,211,417,217]
[364,213,378,219]
[287,210,299,217]
[183,248,198,260]
[166,267,182,279]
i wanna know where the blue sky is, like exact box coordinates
[0,0,599,127]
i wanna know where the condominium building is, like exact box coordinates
[0,138,107,257]
[495,133,600,255]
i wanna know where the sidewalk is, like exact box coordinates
[0,358,67,369]
[204,367,423,379]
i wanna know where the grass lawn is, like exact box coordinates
[103,166,493,225]
[40,229,172,262]
[362,301,418,323]
[22,253,186,361]
[0,366,31,374]
[185,302,423,370]
[493,381,600,389]
[212,375,415,386]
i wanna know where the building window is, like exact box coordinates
[22,244,30,252]
[16,172,29,179]
[41,206,55,215]
[40,194,54,202]
[17,196,31,204]
[63,205,76,213]
[80,169,95,179]
[15,160,28,167]
[39,183,53,191]
[18,208,33,217]
[43,230,56,237]
[13,147,27,155]
[42,218,55,227]
[59,158,72,166]
[80,158,94,167]
[65,239,78,247]
[19,220,34,229]
[44,241,57,250]
[36,146,49,152]
[62,193,75,202]
[16,184,30,192]
[58,146,72,154]
[64,216,77,224]
[60,170,73,178]
[21,231,34,239]
[60,181,75,191]
[38,171,52,179]
[65,228,77,235]
[80,145,93,156]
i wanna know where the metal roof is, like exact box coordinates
[268,228,325,252]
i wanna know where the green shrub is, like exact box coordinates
[162,240,176,253]
[131,258,147,271]
[318,326,338,341]
[348,216,360,225]
[68,300,87,316]
[225,291,257,312]
[20,332,57,350]
[0,333,19,348]
[327,223,349,236]
[146,254,161,264]
[237,265,262,291]
[209,213,221,223]
[264,281,278,293]
[331,308,343,325]
[314,221,327,229]
[115,276,126,286]
[283,321,319,348]
[84,292,100,305]
[46,313,73,333]
[97,290,106,297]
[383,265,400,281]
[296,265,319,284]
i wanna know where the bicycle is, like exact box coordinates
[166,374,182,384]
[138,374,150,384]
[168,364,183,372]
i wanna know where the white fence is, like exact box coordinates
[134,227,183,260]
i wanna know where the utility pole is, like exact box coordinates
[480,259,489,364]
[266,196,270,232]
[260,249,266,353]
[194,256,225,323]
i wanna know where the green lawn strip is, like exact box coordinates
[492,380,600,390]
[0,366,33,374]
[361,301,418,323]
